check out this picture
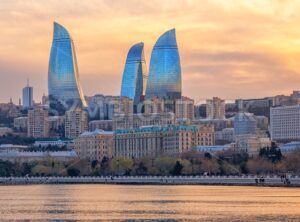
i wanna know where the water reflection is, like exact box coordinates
[0,185,299,221]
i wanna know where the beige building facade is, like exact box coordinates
[27,108,49,138]
[74,129,114,161]
[65,108,88,139]
[114,124,214,158]
[175,97,195,120]
[206,97,225,119]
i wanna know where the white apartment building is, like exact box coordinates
[270,105,300,142]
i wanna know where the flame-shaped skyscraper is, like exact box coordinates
[145,29,182,100]
[120,42,147,108]
[48,22,87,107]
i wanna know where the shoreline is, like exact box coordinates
[1,176,300,187]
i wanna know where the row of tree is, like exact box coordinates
[1,148,300,177]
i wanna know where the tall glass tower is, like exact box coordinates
[120,42,147,107]
[48,22,87,107]
[22,80,33,109]
[145,29,182,100]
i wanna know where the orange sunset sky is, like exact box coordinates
[0,0,300,104]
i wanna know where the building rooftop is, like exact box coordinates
[0,144,28,149]
[79,129,114,137]
[193,145,231,152]
[280,141,300,152]
[14,116,28,120]
[115,125,199,134]
[0,150,77,157]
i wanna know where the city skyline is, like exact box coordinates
[1,0,300,103]
[1,1,300,220]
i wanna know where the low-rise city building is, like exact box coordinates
[234,134,271,156]
[13,117,28,132]
[114,124,214,158]
[0,102,23,118]
[193,145,231,153]
[255,115,269,131]
[74,129,114,161]
[112,113,176,130]
[279,141,300,153]
[193,118,232,131]
[0,127,13,136]
[34,139,73,148]
[234,112,257,136]
[89,120,113,131]
[0,150,77,163]
[215,128,235,144]
[0,144,29,152]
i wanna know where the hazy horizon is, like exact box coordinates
[1,0,300,103]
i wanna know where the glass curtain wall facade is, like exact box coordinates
[48,22,87,107]
[120,42,147,109]
[145,29,182,100]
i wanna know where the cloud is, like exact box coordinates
[0,0,300,102]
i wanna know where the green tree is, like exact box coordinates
[283,150,300,174]
[246,158,274,175]
[100,156,110,175]
[21,162,32,176]
[181,159,193,175]
[170,161,183,175]
[204,152,212,159]
[91,160,98,169]
[200,159,220,175]
[259,142,282,163]
[67,168,80,177]
[0,160,17,177]
[111,157,133,175]
[154,156,177,175]
[135,161,148,175]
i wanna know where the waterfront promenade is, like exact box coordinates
[1,175,300,186]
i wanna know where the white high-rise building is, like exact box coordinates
[270,105,300,142]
